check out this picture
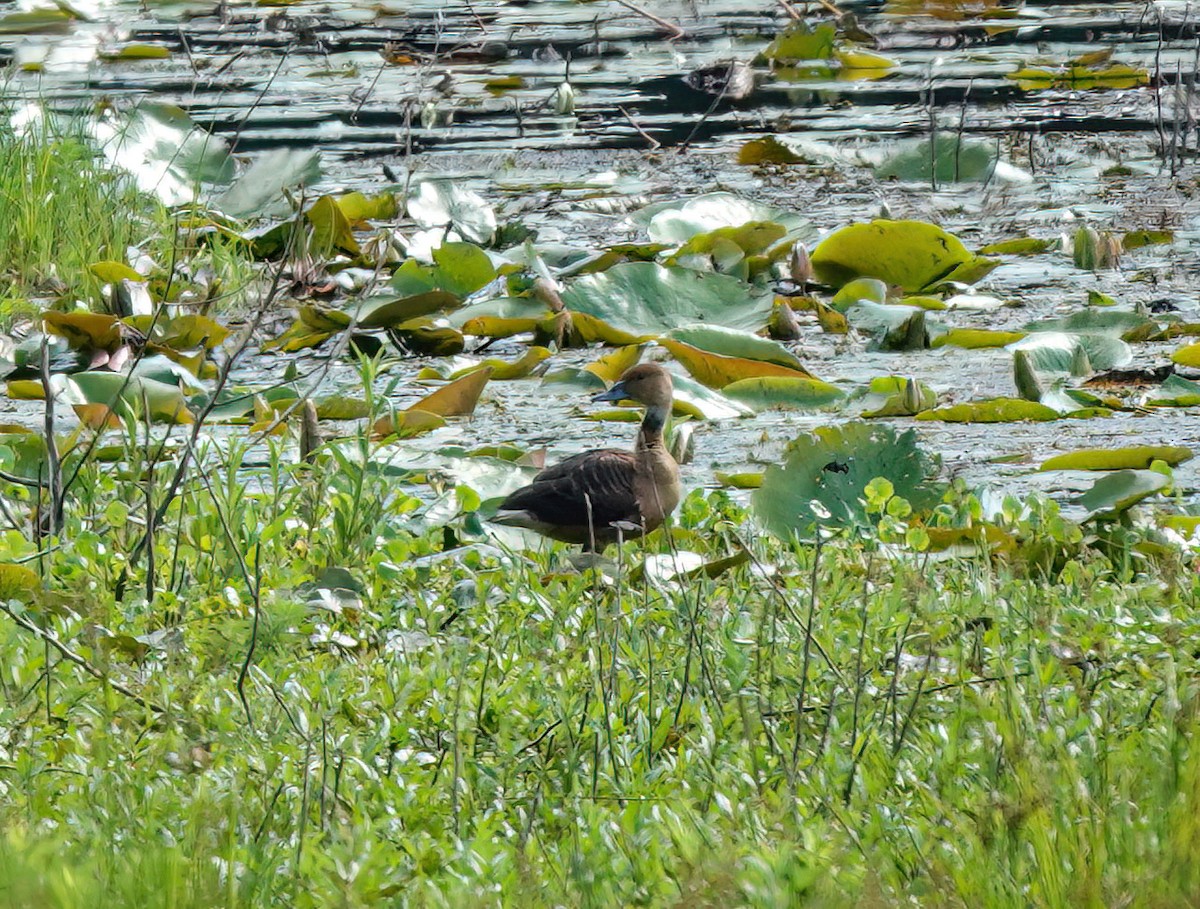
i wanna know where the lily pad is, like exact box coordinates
[876,136,999,184]
[933,328,1027,349]
[811,219,998,292]
[752,422,944,537]
[1040,446,1192,471]
[634,193,814,246]
[559,262,774,337]
[722,376,844,410]
[406,180,496,246]
[391,243,497,299]
[914,398,1061,423]
[1009,332,1132,373]
[1075,469,1168,519]
[661,340,814,387]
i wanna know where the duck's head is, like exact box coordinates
[592,363,674,409]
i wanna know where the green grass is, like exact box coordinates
[0,119,257,324]
[0,416,1197,908]
[0,120,154,317]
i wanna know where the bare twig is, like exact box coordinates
[612,0,685,39]
[617,105,660,148]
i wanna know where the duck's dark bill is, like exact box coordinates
[592,381,628,403]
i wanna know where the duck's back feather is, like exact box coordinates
[495,448,643,548]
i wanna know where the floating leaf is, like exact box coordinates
[664,325,808,369]
[560,263,774,337]
[585,346,644,384]
[407,180,496,246]
[336,191,398,224]
[669,374,753,420]
[408,368,492,418]
[216,149,322,220]
[661,340,814,388]
[43,311,123,351]
[738,136,807,165]
[356,291,460,329]
[93,103,235,207]
[372,410,446,440]
[100,43,170,61]
[1171,342,1200,368]
[715,471,764,489]
[635,193,813,246]
[752,422,943,537]
[1024,309,1153,336]
[391,242,496,299]
[722,376,844,410]
[306,195,360,256]
[761,22,836,63]
[876,136,999,184]
[933,329,1027,349]
[1010,332,1132,373]
[978,237,1052,256]
[811,219,998,292]
[451,297,552,338]
[66,372,195,424]
[831,277,889,310]
[1009,63,1150,92]
[1075,469,1168,519]
[915,398,1060,423]
[1123,230,1173,250]
[90,261,144,284]
[1040,446,1192,471]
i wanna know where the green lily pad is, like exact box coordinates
[1075,469,1168,519]
[1024,310,1154,336]
[664,325,807,369]
[752,422,944,537]
[1009,332,1133,373]
[915,398,1061,423]
[559,262,774,337]
[978,237,1053,256]
[933,329,1027,349]
[1040,446,1192,471]
[391,243,497,299]
[876,136,998,184]
[811,219,998,292]
[722,376,844,410]
[215,149,322,220]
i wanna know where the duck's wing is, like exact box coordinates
[495,449,640,534]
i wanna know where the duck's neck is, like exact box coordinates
[636,402,669,452]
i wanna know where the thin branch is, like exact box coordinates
[0,601,165,714]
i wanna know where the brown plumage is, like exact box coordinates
[492,363,683,551]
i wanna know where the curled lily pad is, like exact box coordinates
[661,339,815,388]
[811,219,998,292]
[664,325,808,369]
[1009,332,1132,373]
[65,372,195,425]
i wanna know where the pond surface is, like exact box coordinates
[3,0,1200,522]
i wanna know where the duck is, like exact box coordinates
[492,363,683,551]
